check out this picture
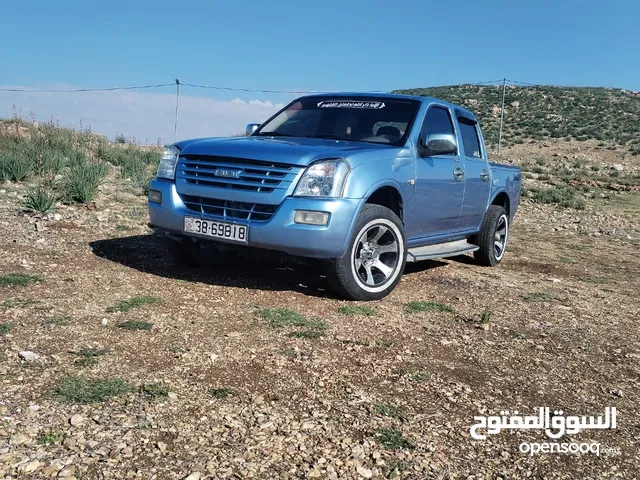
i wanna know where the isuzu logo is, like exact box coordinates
[214,168,242,179]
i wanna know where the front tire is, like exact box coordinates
[473,205,509,267]
[328,204,406,301]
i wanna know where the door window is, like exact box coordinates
[420,106,456,156]
[458,118,482,158]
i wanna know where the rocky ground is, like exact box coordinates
[0,142,639,479]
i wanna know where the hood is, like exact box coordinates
[176,136,396,167]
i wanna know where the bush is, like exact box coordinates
[0,152,32,182]
[35,150,66,176]
[61,159,109,203]
[531,186,586,210]
[51,375,131,403]
[23,185,57,213]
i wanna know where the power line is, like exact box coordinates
[0,79,545,95]
[0,83,174,93]
[506,79,538,86]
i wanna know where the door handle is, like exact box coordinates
[453,167,465,182]
[480,169,489,182]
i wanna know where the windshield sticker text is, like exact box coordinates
[317,100,386,109]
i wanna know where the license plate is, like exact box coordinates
[183,217,248,243]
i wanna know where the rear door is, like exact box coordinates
[408,105,465,240]
[455,115,491,231]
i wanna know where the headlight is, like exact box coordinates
[156,145,180,180]
[293,159,349,197]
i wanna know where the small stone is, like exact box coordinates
[101,318,109,326]
[613,389,624,398]
[184,473,202,480]
[253,395,265,405]
[58,465,76,477]
[440,339,453,346]
[356,466,373,478]
[70,414,86,427]
[157,441,167,453]
[24,460,41,473]
[168,392,178,400]
[612,164,624,172]
[43,465,62,476]
[19,351,40,362]
[10,433,30,445]
[53,213,62,221]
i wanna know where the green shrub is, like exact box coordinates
[140,382,169,398]
[61,159,109,203]
[210,387,234,398]
[51,375,131,403]
[531,186,586,209]
[405,301,453,313]
[35,151,66,176]
[0,272,43,287]
[257,308,328,330]
[0,152,32,181]
[23,185,57,213]
[338,305,376,316]
[107,296,164,313]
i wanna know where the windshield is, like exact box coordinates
[255,97,420,146]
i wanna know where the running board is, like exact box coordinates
[406,240,479,262]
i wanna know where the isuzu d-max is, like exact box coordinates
[148,93,521,300]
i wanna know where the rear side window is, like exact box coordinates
[422,106,455,137]
[458,118,482,158]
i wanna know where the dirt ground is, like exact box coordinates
[1,144,639,479]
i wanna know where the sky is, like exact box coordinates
[0,0,638,143]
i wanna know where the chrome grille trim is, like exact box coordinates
[177,155,301,193]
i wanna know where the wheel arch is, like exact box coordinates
[361,182,405,223]
[490,190,511,218]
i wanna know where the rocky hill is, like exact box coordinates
[394,85,640,154]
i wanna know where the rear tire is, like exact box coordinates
[473,205,509,267]
[328,204,406,301]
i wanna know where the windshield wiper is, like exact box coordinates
[255,131,291,137]
[304,134,348,141]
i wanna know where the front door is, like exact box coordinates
[408,105,465,241]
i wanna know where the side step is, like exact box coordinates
[406,240,479,263]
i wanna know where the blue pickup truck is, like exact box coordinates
[148,93,521,300]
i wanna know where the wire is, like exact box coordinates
[181,83,391,94]
[506,79,538,86]
[0,79,545,95]
[181,83,319,94]
[0,83,174,93]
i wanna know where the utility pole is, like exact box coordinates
[174,79,180,143]
[497,77,506,156]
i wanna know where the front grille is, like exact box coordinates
[177,154,298,193]
[181,195,278,222]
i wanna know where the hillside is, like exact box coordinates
[394,85,640,154]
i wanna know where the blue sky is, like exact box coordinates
[0,0,638,142]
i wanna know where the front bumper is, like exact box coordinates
[147,179,362,259]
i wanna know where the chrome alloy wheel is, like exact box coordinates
[494,214,509,261]
[351,219,403,292]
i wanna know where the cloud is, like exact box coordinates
[0,86,286,144]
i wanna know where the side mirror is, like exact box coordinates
[422,133,457,155]
[245,123,260,136]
